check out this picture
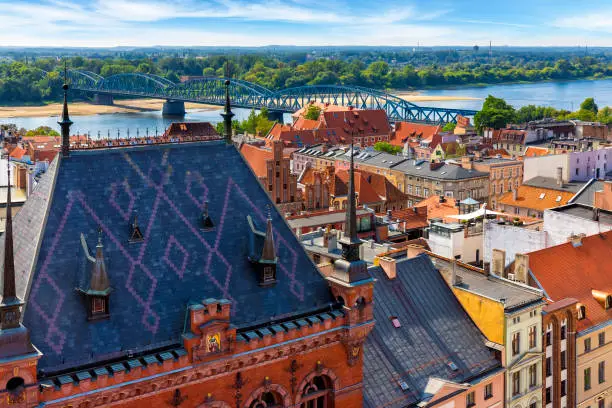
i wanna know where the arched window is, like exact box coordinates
[6,377,25,404]
[300,375,333,408]
[249,391,281,408]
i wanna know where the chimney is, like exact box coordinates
[556,166,563,187]
[439,195,446,203]
[491,249,506,276]
[568,233,585,247]
[327,232,338,252]
[513,253,529,284]
[450,259,458,286]
[378,256,397,279]
[512,188,518,201]
[462,156,473,170]
[406,244,425,259]
[593,207,600,221]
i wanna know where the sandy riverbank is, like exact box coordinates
[0,99,219,118]
[393,91,481,102]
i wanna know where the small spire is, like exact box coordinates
[343,129,360,248]
[260,206,276,262]
[58,60,73,158]
[2,162,17,304]
[90,227,110,293]
[221,60,235,145]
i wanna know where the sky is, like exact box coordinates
[1,0,611,48]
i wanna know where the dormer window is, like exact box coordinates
[607,295,612,310]
[263,266,274,282]
[577,304,586,320]
[78,231,111,321]
[92,297,105,314]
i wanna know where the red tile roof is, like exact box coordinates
[320,109,391,138]
[392,122,441,147]
[9,146,27,160]
[415,195,460,222]
[335,170,382,205]
[498,185,574,212]
[293,117,319,130]
[387,207,429,230]
[524,146,550,157]
[239,143,274,178]
[527,231,612,331]
[493,129,527,144]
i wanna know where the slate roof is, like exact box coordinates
[363,255,501,408]
[523,176,586,193]
[569,179,604,206]
[2,141,334,372]
[393,160,488,181]
[429,256,544,311]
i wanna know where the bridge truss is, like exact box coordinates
[63,70,477,123]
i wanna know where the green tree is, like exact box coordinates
[304,105,321,120]
[474,95,516,132]
[373,141,402,155]
[442,122,456,132]
[25,126,60,137]
[580,97,598,114]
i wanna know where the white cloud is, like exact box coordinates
[553,11,612,33]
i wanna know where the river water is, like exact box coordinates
[2,78,612,137]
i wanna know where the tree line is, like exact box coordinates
[474,96,612,131]
[0,53,610,104]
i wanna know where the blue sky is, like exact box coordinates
[1,0,611,47]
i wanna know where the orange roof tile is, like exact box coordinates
[9,146,27,160]
[524,146,550,157]
[498,185,574,212]
[335,169,382,205]
[239,143,274,178]
[527,231,612,331]
[321,109,391,138]
[415,195,459,221]
[387,207,429,230]
[293,117,319,130]
[392,122,441,147]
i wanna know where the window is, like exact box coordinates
[599,332,605,347]
[546,387,552,404]
[561,350,567,370]
[407,184,413,194]
[576,168,579,176]
[585,367,592,391]
[514,207,520,215]
[466,391,475,407]
[546,357,552,377]
[512,332,521,356]
[585,338,592,352]
[250,391,281,408]
[561,380,567,397]
[300,375,332,408]
[561,325,566,340]
[599,361,606,384]
[484,383,493,400]
[546,331,552,346]
[92,297,105,314]
[599,399,605,408]
[529,326,537,349]
[578,305,586,320]
[512,371,521,396]
[529,402,536,408]
[529,364,537,387]
[415,186,421,196]
[424,188,429,197]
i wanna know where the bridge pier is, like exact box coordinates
[162,100,186,117]
[93,94,114,105]
[267,110,285,124]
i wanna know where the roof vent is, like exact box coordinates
[389,316,401,328]
[129,213,144,243]
[447,361,459,371]
[398,380,410,391]
[539,193,546,199]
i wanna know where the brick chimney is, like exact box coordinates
[378,256,397,279]
[327,231,338,252]
[450,259,458,286]
[513,253,529,284]
[513,188,518,201]
[406,244,425,259]
[491,249,506,276]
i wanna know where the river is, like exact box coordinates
[2,78,612,136]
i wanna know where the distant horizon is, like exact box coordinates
[1,0,612,48]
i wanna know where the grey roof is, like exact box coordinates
[287,209,370,229]
[2,141,335,373]
[363,255,501,408]
[569,179,604,206]
[300,234,393,264]
[429,257,544,311]
[549,203,612,226]
[523,176,586,193]
[393,160,488,181]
